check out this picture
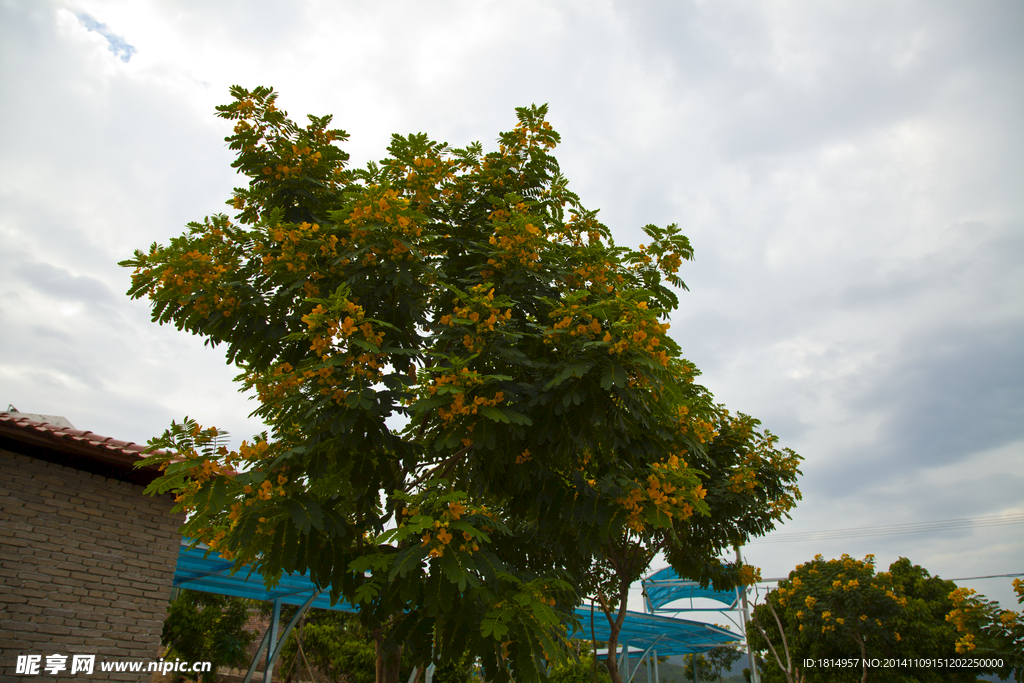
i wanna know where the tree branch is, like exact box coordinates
[749,589,795,683]
[406,443,473,491]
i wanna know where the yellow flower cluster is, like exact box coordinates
[342,187,430,262]
[303,299,381,355]
[412,499,487,558]
[727,469,759,494]
[421,367,506,427]
[487,216,544,270]
[566,261,616,293]
[608,317,671,367]
[616,455,705,532]
[130,218,248,319]
[438,390,505,426]
[737,564,761,586]
[393,153,457,206]
[681,416,718,445]
[261,144,323,181]
[438,286,514,350]
[258,221,329,276]
[884,588,908,607]
[254,296,390,405]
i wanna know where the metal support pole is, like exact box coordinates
[266,592,321,680]
[242,592,321,683]
[242,627,273,683]
[736,547,760,683]
[265,599,282,682]
[626,635,664,683]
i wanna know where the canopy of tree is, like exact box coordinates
[945,577,1023,681]
[123,86,801,682]
[747,555,1022,683]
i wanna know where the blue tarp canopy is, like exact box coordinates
[569,604,739,656]
[173,543,741,656]
[641,566,739,612]
[173,544,358,613]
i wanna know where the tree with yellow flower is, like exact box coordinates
[124,85,800,683]
[945,578,1023,682]
[748,555,988,683]
[582,407,801,683]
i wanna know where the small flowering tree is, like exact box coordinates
[945,578,1024,681]
[584,409,801,683]
[748,555,983,683]
[124,86,800,683]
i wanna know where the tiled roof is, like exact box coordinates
[0,413,150,457]
[0,412,165,486]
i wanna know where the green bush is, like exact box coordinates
[161,590,257,683]
[549,655,612,683]
[277,610,473,683]
[280,614,374,683]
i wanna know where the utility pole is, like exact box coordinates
[736,547,760,683]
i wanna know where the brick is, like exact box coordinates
[11,529,49,543]
[18,500,61,515]
[2,603,36,615]
[87,567,121,580]
[36,566,71,579]
[1,454,179,668]
[16,631,50,643]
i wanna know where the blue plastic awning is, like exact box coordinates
[570,604,740,656]
[641,566,739,612]
[172,543,741,656]
[173,543,358,613]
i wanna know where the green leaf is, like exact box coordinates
[288,497,324,535]
[600,363,627,390]
[389,546,427,580]
[480,406,510,423]
[353,580,380,604]
[143,471,188,496]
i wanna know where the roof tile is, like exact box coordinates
[0,413,157,462]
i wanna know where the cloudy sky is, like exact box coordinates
[1,0,1021,615]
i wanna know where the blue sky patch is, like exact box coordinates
[75,13,136,62]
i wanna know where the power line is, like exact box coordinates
[950,573,1024,582]
[748,513,1024,544]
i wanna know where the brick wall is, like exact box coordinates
[0,449,183,681]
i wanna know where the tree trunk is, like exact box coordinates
[372,628,403,683]
[382,640,402,683]
[598,584,630,683]
[604,625,623,683]
[853,627,868,683]
[373,628,384,683]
